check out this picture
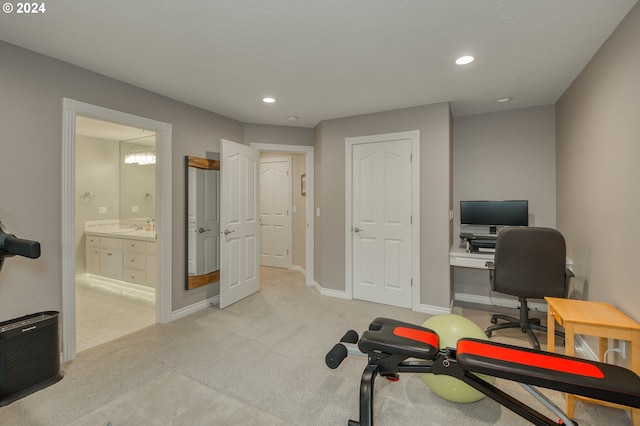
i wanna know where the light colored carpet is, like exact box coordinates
[0,267,631,425]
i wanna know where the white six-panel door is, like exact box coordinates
[220,139,260,309]
[349,134,416,309]
[259,157,292,268]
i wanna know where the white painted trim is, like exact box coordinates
[344,130,421,310]
[313,281,348,299]
[61,99,172,363]
[171,296,219,321]
[417,304,452,315]
[77,274,155,302]
[250,143,314,287]
[454,292,548,312]
[289,265,306,275]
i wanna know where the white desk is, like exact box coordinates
[449,246,573,270]
[449,246,494,269]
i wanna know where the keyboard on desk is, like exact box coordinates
[459,232,498,241]
[471,233,498,239]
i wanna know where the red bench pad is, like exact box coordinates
[358,318,439,361]
[456,338,640,409]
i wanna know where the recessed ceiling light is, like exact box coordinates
[495,97,513,103]
[455,55,475,65]
[262,97,276,103]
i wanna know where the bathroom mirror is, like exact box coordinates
[185,156,220,290]
[120,139,157,220]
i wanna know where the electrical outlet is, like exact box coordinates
[132,206,139,213]
[98,206,107,214]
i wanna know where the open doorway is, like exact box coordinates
[251,143,314,285]
[75,116,157,352]
[61,99,172,363]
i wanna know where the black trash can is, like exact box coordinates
[0,311,63,406]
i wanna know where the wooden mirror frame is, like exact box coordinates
[185,156,220,290]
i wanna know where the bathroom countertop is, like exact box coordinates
[85,228,156,242]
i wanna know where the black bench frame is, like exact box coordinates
[351,348,565,426]
[327,317,640,426]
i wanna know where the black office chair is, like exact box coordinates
[485,227,574,350]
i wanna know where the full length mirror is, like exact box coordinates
[185,156,220,290]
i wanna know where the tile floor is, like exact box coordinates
[75,280,155,353]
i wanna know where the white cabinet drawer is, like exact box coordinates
[123,267,145,285]
[124,239,146,254]
[100,237,123,251]
[124,252,145,270]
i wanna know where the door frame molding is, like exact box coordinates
[250,143,314,287]
[61,99,172,362]
[345,130,420,311]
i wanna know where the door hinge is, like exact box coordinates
[410,215,412,224]
[410,278,413,287]
[410,153,413,162]
[287,249,289,255]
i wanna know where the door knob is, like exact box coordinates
[354,227,363,233]
[223,229,235,236]
[198,228,211,233]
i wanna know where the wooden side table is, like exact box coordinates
[545,297,640,425]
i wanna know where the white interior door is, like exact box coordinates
[220,139,260,309]
[351,138,413,308]
[259,157,292,268]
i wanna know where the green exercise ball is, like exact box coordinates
[420,314,496,403]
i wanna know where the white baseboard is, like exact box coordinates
[78,274,155,302]
[417,304,452,315]
[171,295,219,321]
[289,265,306,275]
[313,281,348,299]
[454,292,548,312]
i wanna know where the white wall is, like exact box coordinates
[452,105,557,299]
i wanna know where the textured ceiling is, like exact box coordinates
[1,0,637,127]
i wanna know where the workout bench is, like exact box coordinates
[326,317,640,426]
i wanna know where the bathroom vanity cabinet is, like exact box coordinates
[85,232,156,287]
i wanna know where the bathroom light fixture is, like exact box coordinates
[455,55,475,65]
[287,116,298,122]
[495,97,513,103]
[124,149,156,165]
[262,97,276,103]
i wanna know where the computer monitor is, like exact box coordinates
[460,200,528,233]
